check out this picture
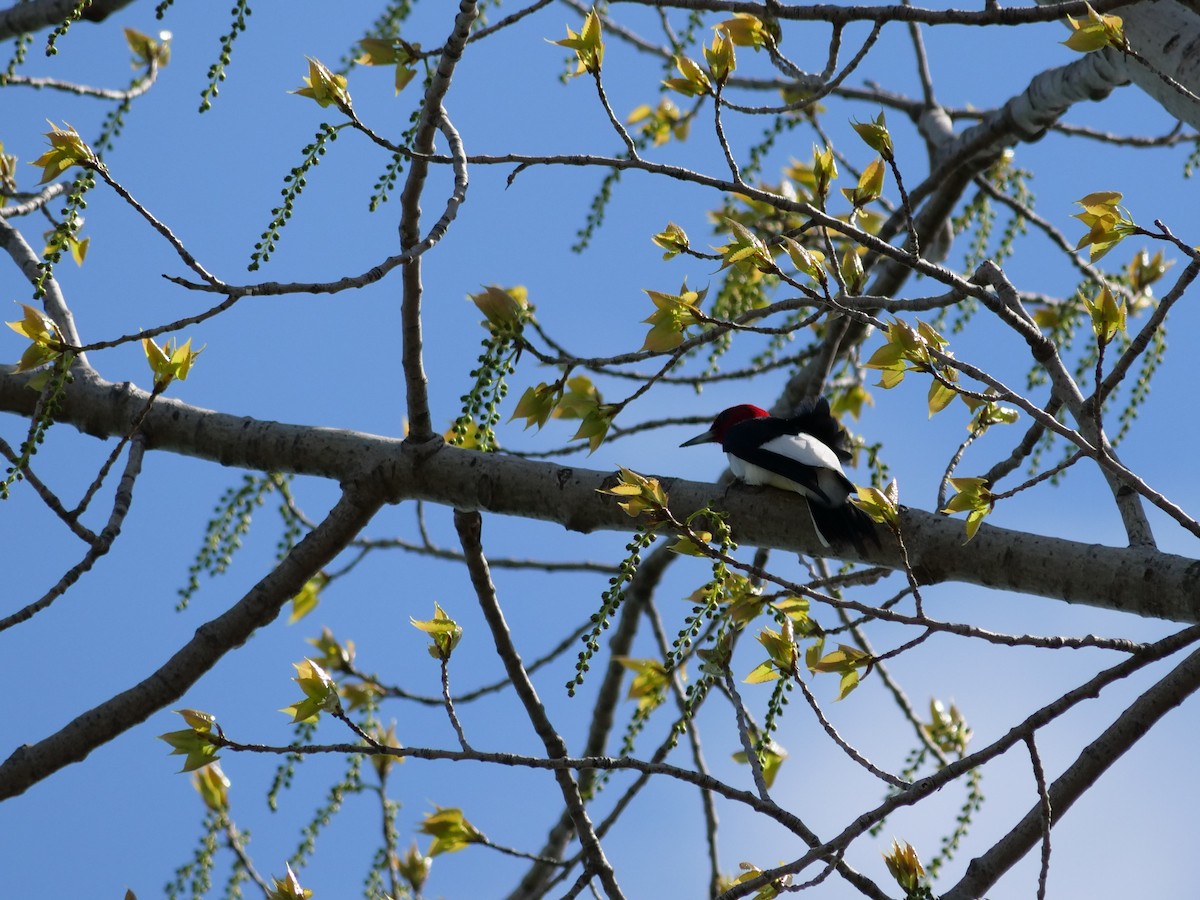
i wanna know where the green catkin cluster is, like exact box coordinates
[448,322,524,453]
[567,528,656,696]
[44,0,93,56]
[267,718,319,812]
[36,169,95,299]
[166,809,220,900]
[199,0,252,113]
[249,123,340,271]
[1,353,75,499]
[177,473,285,609]
[3,30,32,81]
[291,754,364,868]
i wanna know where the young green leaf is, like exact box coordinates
[598,466,669,520]
[512,382,561,430]
[282,658,340,723]
[883,840,929,897]
[1062,3,1127,53]
[717,14,779,50]
[7,304,68,372]
[1083,284,1126,343]
[704,28,736,85]
[410,603,463,661]
[469,284,530,332]
[550,8,604,76]
[267,863,313,900]
[851,111,893,159]
[158,709,220,772]
[642,281,706,351]
[1073,191,1136,261]
[652,221,690,258]
[663,55,711,97]
[852,485,898,527]
[30,123,94,184]
[291,57,352,110]
[732,738,788,787]
[124,27,171,67]
[418,806,485,856]
[142,335,203,391]
[288,573,327,624]
[941,476,994,541]
[841,157,886,211]
[192,762,230,812]
[615,657,671,712]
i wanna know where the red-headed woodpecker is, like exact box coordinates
[681,398,879,553]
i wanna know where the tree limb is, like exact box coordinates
[1,367,1196,621]
[0,483,382,800]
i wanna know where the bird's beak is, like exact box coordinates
[680,429,716,448]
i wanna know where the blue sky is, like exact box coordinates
[3,2,1199,898]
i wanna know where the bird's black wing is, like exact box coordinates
[781,397,853,462]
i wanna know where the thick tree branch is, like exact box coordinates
[0,0,134,41]
[1,368,1196,621]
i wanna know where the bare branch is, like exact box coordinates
[0,483,383,800]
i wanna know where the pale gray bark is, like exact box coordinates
[3,365,1197,622]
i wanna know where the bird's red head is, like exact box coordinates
[680,404,769,447]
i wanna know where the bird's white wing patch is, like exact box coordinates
[727,433,851,505]
[760,433,845,472]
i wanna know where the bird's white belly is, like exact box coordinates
[726,450,851,506]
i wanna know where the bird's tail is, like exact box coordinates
[808,501,880,555]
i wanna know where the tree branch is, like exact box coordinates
[0,483,382,800]
[1,367,1197,621]
[454,509,625,899]
[944,641,1200,899]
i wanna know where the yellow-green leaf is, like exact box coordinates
[851,111,893,159]
[124,27,170,67]
[288,573,327,624]
[550,8,604,75]
[142,335,203,391]
[410,602,463,661]
[1083,284,1126,343]
[743,660,782,684]
[512,382,560,430]
[663,54,711,97]
[418,806,484,856]
[653,221,690,258]
[469,284,530,332]
[883,840,928,895]
[29,122,94,184]
[267,863,312,900]
[291,56,352,110]
[192,762,230,812]
[717,14,778,50]
[852,485,898,527]
[598,466,668,520]
[704,28,736,85]
[1062,3,1127,53]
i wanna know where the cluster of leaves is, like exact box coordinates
[154,610,487,898]
[512,373,613,453]
[143,335,203,393]
[865,317,962,416]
